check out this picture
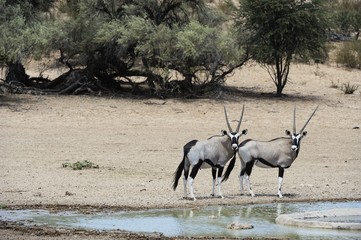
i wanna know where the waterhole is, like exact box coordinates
[1,201,360,239]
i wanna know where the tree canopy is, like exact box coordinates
[234,0,329,96]
[333,0,361,40]
[1,0,355,98]
[0,0,55,85]
[41,0,249,97]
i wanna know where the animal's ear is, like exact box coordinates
[221,130,227,135]
[242,129,248,135]
[285,130,291,136]
[302,131,308,137]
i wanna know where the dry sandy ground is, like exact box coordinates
[0,63,360,239]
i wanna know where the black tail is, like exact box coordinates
[222,153,236,182]
[172,157,185,190]
[173,140,197,190]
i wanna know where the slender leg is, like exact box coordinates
[245,161,255,197]
[183,168,189,199]
[183,160,190,199]
[217,167,224,199]
[239,163,246,195]
[189,160,203,200]
[278,167,285,198]
[188,177,195,200]
[211,168,216,197]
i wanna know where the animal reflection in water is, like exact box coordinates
[177,203,285,219]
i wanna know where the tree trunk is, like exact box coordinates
[274,56,291,97]
[276,84,283,97]
[275,72,284,97]
[5,61,29,85]
[275,59,284,97]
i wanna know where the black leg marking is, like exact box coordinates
[212,168,217,180]
[190,160,203,179]
[278,167,284,178]
[217,167,224,178]
[245,161,254,176]
[240,166,247,177]
[184,169,189,181]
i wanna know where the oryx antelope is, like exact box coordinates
[224,105,318,198]
[172,106,248,200]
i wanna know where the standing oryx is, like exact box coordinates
[172,106,248,200]
[223,105,318,198]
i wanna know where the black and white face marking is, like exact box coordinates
[227,129,248,151]
[228,132,241,151]
[285,130,307,152]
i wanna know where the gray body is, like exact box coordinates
[173,106,247,200]
[186,135,235,169]
[242,137,298,169]
[238,137,299,198]
[184,134,238,199]
[224,106,318,198]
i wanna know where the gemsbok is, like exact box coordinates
[172,106,248,200]
[223,105,318,198]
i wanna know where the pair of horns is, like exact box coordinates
[293,105,319,133]
[224,104,244,133]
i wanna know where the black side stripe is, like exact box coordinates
[204,159,215,167]
[204,159,222,169]
[254,157,278,168]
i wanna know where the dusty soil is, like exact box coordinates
[1,63,360,239]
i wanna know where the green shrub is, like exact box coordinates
[336,41,361,69]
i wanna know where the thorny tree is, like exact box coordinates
[235,0,328,96]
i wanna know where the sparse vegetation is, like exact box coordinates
[341,82,359,94]
[336,41,361,69]
[62,160,99,170]
[330,80,340,89]
[330,80,358,94]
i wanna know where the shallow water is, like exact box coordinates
[1,201,361,239]
[315,215,361,223]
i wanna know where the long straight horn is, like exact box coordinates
[299,105,319,133]
[224,106,233,132]
[293,105,296,133]
[236,104,245,132]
